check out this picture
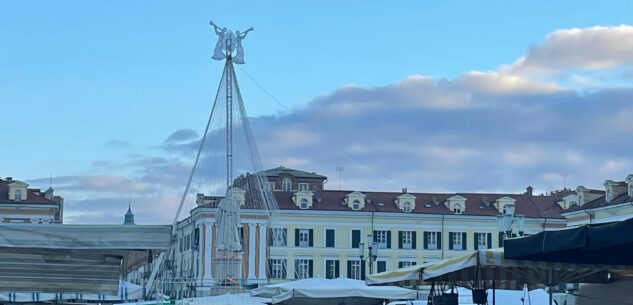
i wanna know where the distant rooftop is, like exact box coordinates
[260,166,327,179]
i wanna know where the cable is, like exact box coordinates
[236,65,401,188]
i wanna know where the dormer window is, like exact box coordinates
[300,198,309,209]
[453,203,462,214]
[265,182,275,191]
[14,190,22,201]
[352,200,361,210]
[282,178,292,192]
[494,196,516,215]
[344,192,367,210]
[403,202,412,212]
[298,183,309,191]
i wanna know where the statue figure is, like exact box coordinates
[209,20,228,60]
[209,20,253,64]
[215,191,242,252]
[234,27,254,64]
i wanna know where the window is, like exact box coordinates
[265,182,275,191]
[300,198,309,209]
[299,229,309,247]
[326,229,335,247]
[347,260,362,280]
[351,199,361,210]
[325,260,339,279]
[270,228,287,247]
[399,231,415,249]
[298,183,309,191]
[399,261,415,268]
[403,201,412,212]
[449,232,466,251]
[351,229,361,248]
[374,230,390,249]
[269,259,286,279]
[14,190,22,201]
[424,232,440,250]
[453,203,462,214]
[377,261,387,273]
[475,233,491,250]
[295,259,313,279]
[282,178,292,192]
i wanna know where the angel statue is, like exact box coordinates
[234,27,254,64]
[209,20,253,64]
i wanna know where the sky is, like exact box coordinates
[2,1,633,224]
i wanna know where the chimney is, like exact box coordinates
[5,177,12,182]
[525,186,533,196]
[402,187,407,194]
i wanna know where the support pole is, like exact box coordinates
[226,40,233,192]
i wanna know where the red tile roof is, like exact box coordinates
[0,179,58,205]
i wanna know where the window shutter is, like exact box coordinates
[294,260,300,279]
[377,261,386,273]
[335,261,340,278]
[449,232,454,250]
[437,232,442,250]
[412,231,417,249]
[268,228,273,246]
[487,233,492,249]
[474,233,479,251]
[462,232,467,250]
[294,229,299,247]
[282,261,287,279]
[361,261,366,280]
[267,259,272,278]
[423,232,428,249]
[373,230,378,242]
[398,231,403,249]
[352,230,360,248]
[308,260,313,277]
[498,232,504,247]
[387,231,392,249]
[347,261,352,278]
[308,229,314,247]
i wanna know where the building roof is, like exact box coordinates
[567,191,632,212]
[224,189,566,219]
[0,178,58,205]
[260,166,327,179]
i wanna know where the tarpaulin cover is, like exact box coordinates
[504,218,633,265]
[0,224,172,294]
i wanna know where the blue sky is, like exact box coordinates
[2,1,633,223]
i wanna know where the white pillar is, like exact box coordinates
[203,223,213,282]
[247,223,257,280]
[258,223,267,281]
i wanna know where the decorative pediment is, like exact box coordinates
[494,196,516,214]
[344,191,366,210]
[396,193,416,212]
[557,194,579,210]
[8,181,28,201]
[292,190,314,209]
[445,195,467,214]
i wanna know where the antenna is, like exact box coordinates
[335,166,344,190]
[561,173,568,190]
[49,173,53,189]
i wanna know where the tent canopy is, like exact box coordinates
[181,293,270,305]
[253,277,417,305]
[423,248,616,290]
[0,224,172,294]
[505,218,633,265]
[0,280,145,302]
[366,262,434,285]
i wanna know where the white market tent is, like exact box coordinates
[253,277,417,305]
[0,280,144,302]
[0,223,172,294]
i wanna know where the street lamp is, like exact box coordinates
[496,205,525,246]
[358,234,378,275]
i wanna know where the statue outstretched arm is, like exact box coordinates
[239,27,254,39]
[209,20,222,35]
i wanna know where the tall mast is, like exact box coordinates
[226,39,233,191]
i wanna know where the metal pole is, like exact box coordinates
[226,39,233,191]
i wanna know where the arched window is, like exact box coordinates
[352,199,361,210]
[453,203,462,214]
[282,178,292,192]
[403,201,412,212]
[300,198,309,209]
[14,190,22,201]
